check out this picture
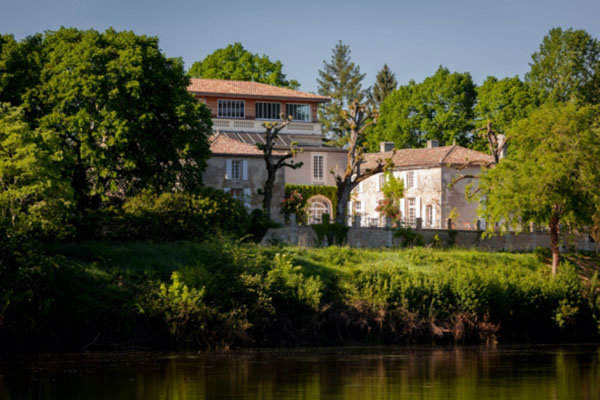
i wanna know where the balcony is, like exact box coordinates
[211,118,322,135]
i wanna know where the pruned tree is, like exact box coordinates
[475,102,600,275]
[257,116,303,219]
[332,101,394,225]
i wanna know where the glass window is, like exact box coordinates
[308,199,330,224]
[407,198,416,225]
[230,188,243,199]
[406,171,415,188]
[231,160,241,180]
[313,155,324,181]
[256,102,281,120]
[286,104,311,121]
[426,205,433,228]
[218,100,245,118]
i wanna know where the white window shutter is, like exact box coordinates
[224,187,231,193]
[416,197,422,219]
[243,188,251,208]
[432,205,436,228]
[225,159,232,180]
[400,197,405,218]
[242,160,248,181]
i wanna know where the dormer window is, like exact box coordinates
[286,104,311,122]
[256,102,281,120]
[218,100,245,118]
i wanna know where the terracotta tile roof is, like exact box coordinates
[210,133,285,157]
[363,145,495,169]
[188,78,330,103]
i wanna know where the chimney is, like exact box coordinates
[426,139,439,148]
[380,141,395,153]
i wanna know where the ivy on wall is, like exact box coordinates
[284,184,338,219]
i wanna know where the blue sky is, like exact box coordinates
[2,0,599,93]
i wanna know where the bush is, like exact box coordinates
[394,226,424,247]
[311,217,349,246]
[247,208,280,242]
[81,188,250,241]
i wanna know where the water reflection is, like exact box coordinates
[1,345,599,400]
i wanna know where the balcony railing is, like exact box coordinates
[212,118,322,135]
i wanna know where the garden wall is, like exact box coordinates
[261,225,597,252]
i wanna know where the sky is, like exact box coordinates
[2,0,599,93]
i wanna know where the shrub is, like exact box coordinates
[247,208,280,242]
[311,218,349,246]
[84,188,250,241]
[394,226,424,247]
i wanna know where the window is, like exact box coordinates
[218,100,245,118]
[426,205,433,228]
[406,171,415,188]
[313,155,324,181]
[230,188,243,199]
[308,199,331,224]
[231,160,241,180]
[355,201,362,212]
[286,104,311,121]
[256,102,281,120]
[407,198,416,226]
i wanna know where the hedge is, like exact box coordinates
[284,184,338,218]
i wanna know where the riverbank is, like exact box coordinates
[1,240,599,352]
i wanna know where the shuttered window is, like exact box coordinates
[256,102,281,120]
[218,100,245,118]
[286,104,311,121]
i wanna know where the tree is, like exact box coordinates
[257,117,303,219]
[15,28,212,212]
[317,41,367,145]
[473,76,538,151]
[476,102,600,275]
[370,64,397,107]
[333,101,393,225]
[0,104,73,237]
[0,34,43,107]
[370,66,477,151]
[375,171,404,225]
[188,42,299,89]
[526,27,600,104]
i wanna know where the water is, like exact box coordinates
[1,345,599,399]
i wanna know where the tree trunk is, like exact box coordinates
[335,183,352,225]
[549,214,560,276]
[262,171,275,220]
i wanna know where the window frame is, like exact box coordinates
[231,160,241,180]
[312,154,324,182]
[407,198,416,225]
[217,99,245,119]
[406,171,415,189]
[255,101,281,120]
[286,103,311,122]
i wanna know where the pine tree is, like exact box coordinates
[317,41,366,145]
[371,64,397,106]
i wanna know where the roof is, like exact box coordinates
[209,133,284,157]
[188,78,331,103]
[363,145,495,169]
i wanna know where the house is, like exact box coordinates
[352,140,494,229]
[188,78,346,222]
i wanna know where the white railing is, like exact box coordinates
[211,118,322,135]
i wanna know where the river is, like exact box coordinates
[1,345,599,399]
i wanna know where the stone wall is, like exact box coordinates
[261,225,597,252]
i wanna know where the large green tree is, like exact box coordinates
[317,41,366,145]
[188,42,299,89]
[13,28,212,212]
[476,102,600,275]
[370,63,397,107]
[526,27,600,104]
[370,66,476,150]
[473,76,539,151]
[0,34,43,107]
[0,104,73,237]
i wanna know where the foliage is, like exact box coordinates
[370,64,397,107]
[10,27,212,211]
[317,41,367,145]
[281,189,304,216]
[284,184,338,221]
[311,219,349,246]
[247,208,280,242]
[370,66,477,150]
[375,171,405,223]
[0,34,43,107]
[526,27,600,104]
[146,272,208,345]
[473,76,539,151]
[476,102,600,273]
[394,226,424,247]
[0,104,73,238]
[188,42,299,89]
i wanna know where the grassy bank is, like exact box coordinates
[1,240,599,352]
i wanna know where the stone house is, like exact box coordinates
[352,140,494,229]
[188,78,346,222]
